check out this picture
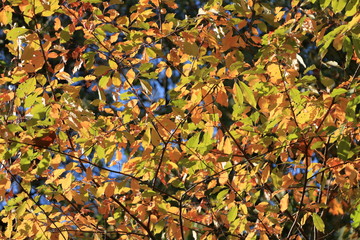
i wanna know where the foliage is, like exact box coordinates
[0,0,359,239]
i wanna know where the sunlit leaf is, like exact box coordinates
[312,213,325,232]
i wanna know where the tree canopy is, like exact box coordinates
[0,0,359,239]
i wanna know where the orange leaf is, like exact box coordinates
[54,17,61,31]
[47,52,58,58]
[216,84,228,107]
[261,163,270,183]
[255,202,269,212]
[105,182,115,198]
[329,198,344,215]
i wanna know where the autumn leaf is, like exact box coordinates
[280,193,289,212]
[0,0,358,239]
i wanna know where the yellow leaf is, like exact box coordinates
[107,217,116,225]
[207,179,217,189]
[95,185,106,198]
[280,193,289,212]
[166,67,172,78]
[162,22,173,35]
[240,204,248,214]
[219,171,228,185]
[46,169,65,184]
[275,11,285,22]
[50,154,62,168]
[60,173,72,190]
[126,69,136,84]
[109,59,118,70]
[183,63,192,76]
[223,137,232,154]
[245,232,256,240]
[4,215,13,238]
[301,212,311,225]
[267,63,282,84]
[59,230,69,240]
[291,0,300,7]
[85,75,96,81]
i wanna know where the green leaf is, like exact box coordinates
[312,213,325,232]
[60,29,71,43]
[289,88,301,104]
[304,65,317,74]
[319,0,332,9]
[37,152,51,175]
[183,42,199,56]
[216,189,229,201]
[351,204,360,228]
[227,206,238,223]
[140,79,152,95]
[17,78,36,98]
[198,131,214,154]
[186,132,200,149]
[7,124,23,133]
[319,26,346,58]
[320,76,335,89]
[154,220,165,234]
[333,0,347,12]
[239,82,256,108]
[139,62,153,72]
[16,202,27,217]
[345,0,359,16]
[142,190,157,197]
[21,150,35,171]
[95,145,105,159]
[330,88,347,97]
[353,34,360,60]
[99,75,110,89]
[94,66,111,76]
[6,27,29,41]
[346,95,360,121]
[24,93,39,108]
[338,137,351,160]
[311,141,324,150]
[234,83,243,105]
[146,48,157,58]
[343,36,353,68]
[202,55,220,64]
[101,24,119,33]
